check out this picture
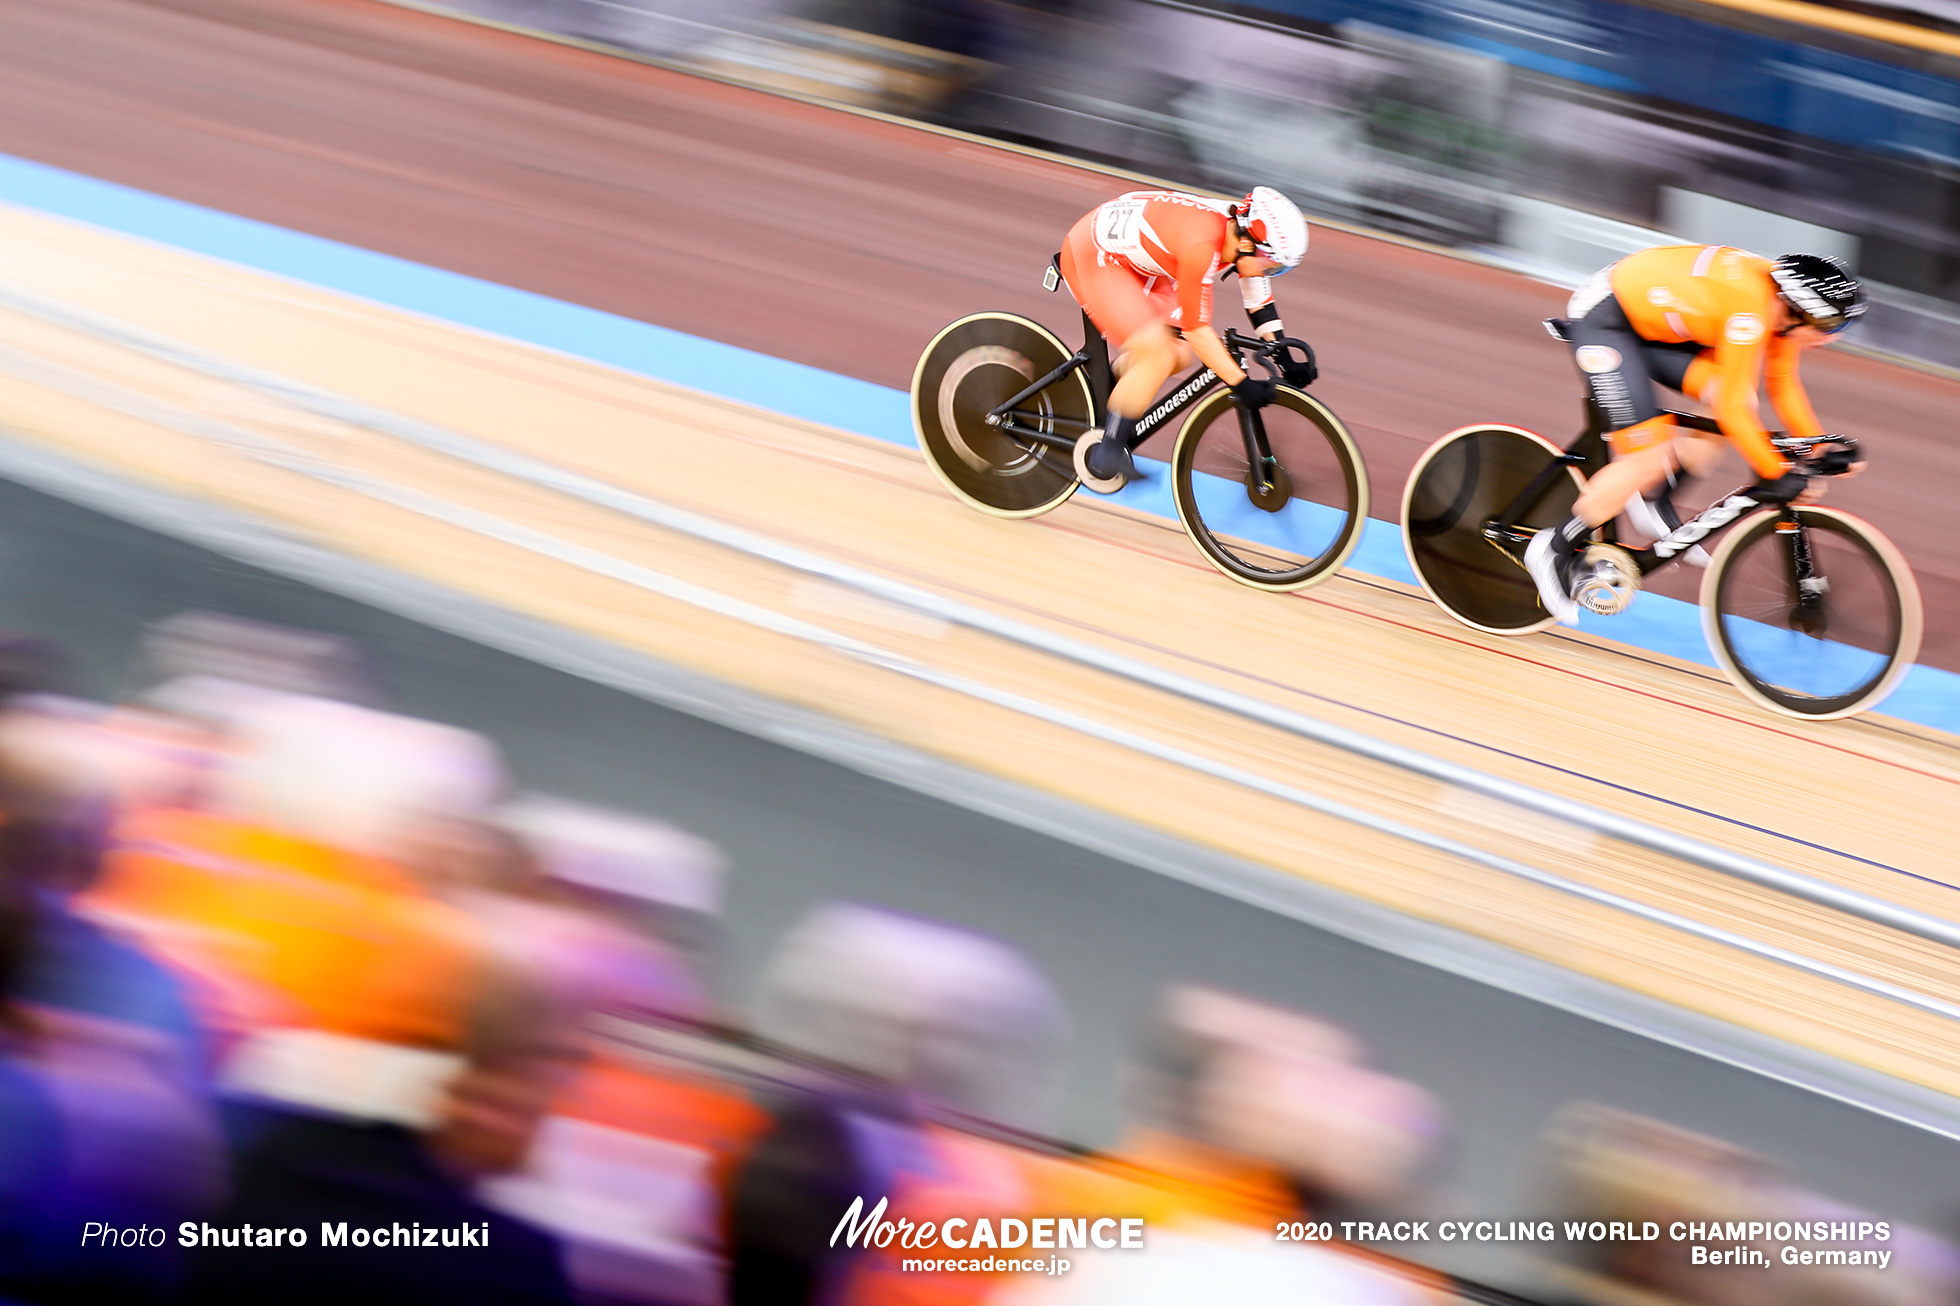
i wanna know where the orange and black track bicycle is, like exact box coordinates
[1400,322,1922,720]
[910,261,1368,593]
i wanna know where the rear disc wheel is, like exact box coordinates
[1401,425,1582,635]
[911,312,1092,519]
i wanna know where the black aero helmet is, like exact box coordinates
[1770,253,1867,334]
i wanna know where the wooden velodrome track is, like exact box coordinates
[3,0,1960,1100]
[6,200,1960,1100]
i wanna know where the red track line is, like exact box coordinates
[523,416,1960,790]
[1283,589,1960,789]
[1013,501,1960,790]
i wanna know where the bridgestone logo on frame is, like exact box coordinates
[1137,371,1218,436]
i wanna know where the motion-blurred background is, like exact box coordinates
[0,0,1957,1304]
[453,0,1960,364]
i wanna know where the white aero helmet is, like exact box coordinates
[1238,186,1309,273]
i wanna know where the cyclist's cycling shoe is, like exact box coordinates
[1073,431,1136,494]
[1524,528,1582,627]
[1623,490,1709,567]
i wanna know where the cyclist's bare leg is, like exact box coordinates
[1084,321,1247,489]
[1529,414,1676,623]
[1674,430,1724,478]
[1574,442,1674,528]
[1107,323,1189,419]
[1082,323,1189,487]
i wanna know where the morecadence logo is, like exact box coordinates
[831,1196,1145,1264]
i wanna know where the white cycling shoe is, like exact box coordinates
[1524,528,1582,627]
[1623,491,1710,567]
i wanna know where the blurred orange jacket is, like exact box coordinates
[86,807,483,1052]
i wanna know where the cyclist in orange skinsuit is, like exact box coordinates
[1061,187,1311,491]
[1525,245,1867,625]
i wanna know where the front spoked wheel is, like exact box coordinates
[1170,387,1368,592]
[911,312,1093,519]
[1702,506,1922,720]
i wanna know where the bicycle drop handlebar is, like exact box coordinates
[1662,408,1862,478]
[1222,328,1317,388]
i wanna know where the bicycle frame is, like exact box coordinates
[981,310,1110,453]
[983,319,1291,491]
[1481,404,1842,625]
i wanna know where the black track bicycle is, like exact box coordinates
[1400,321,1922,720]
[910,264,1368,593]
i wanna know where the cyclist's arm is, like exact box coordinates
[1186,325,1247,386]
[1240,274,1282,340]
[1177,246,1249,385]
[1763,336,1826,442]
[1711,321,1790,480]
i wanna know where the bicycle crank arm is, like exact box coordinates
[1481,520,1535,553]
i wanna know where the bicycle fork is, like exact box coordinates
[1236,401,1281,495]
[1779,514,1829,636]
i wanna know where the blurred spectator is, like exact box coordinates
[749,903,1068,1133]
[68,691,572,1303]
[1123,985,1443,1217]
[478,798,752,1306]
[1538,1104,1959,1306]
[127,611,382,709]
[0,786,68,1303]
[727,904,1069,1305]
[488,795,723,1028]
[483,1031,772,1306]
[87,694,501,1056]
[985,985,1447,1306]
[186,1044,577,1306]
[0,695,209,1051]
[0,679,225,1303]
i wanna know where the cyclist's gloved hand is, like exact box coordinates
[1810,439,1859,476]
[1231,376,1278,410]
[1282,344,1317,389]
[1749,470,1810,505]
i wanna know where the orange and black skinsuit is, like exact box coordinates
[1565,244,1825,479]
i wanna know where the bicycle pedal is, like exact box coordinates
[1575,544,1640,616]
[1072,431,1131,494]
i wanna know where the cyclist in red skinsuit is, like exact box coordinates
[1060,187,1310,490]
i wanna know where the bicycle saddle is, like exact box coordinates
[1542,318,1576,342]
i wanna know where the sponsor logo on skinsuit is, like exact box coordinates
[1575,345,1622,374]
[1723,313,1765,345]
